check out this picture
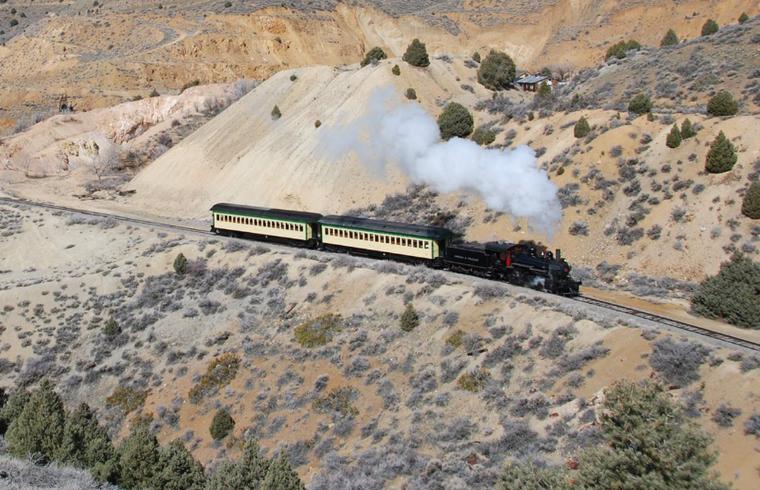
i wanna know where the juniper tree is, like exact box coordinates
[707,90,738,116]
[666,124,682,148]
[0,388,29,434]
[705,131,737,173]
[574,116,591,138]
[271,105,282,120]
[391,64,400,75]
[742,180,760,219]
[692,254,760,329]
[681,118,696,138]
[400,303,420,332]
[5,379,65,461]
[56,403,114,469]
[117,424,161,489]
[360,46,387,67]
[261,453,306,490]
[477,50,516,90]
[173,253,187,275]
[472,51,481,63]
[627,93,652,115]
[701,19,719,36]
[210,408,235,440]
[660,28,679,47]
[402,39,429,67]
[738,12,749,24]
[437,102,473,140]
[153,439,206,490]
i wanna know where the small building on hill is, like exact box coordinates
[516,75,548,92]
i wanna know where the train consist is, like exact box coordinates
[211,203,580,296]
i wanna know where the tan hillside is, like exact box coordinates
[0,0,757,130]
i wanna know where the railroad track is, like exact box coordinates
[3,196,759,353]
[574,296,760,353]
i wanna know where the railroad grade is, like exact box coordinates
[2,196,758,353]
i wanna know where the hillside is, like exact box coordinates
[0,202,759,488]
[0,0,757,131]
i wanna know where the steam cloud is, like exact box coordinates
[325,88,561,235]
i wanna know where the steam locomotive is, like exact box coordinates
[211,203,580,296]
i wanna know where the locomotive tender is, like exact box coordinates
[210,203,580,296]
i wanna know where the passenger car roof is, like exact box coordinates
[211,203,322,222]
[319,215,454,240]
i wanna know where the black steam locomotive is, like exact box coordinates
[211,203,581,296]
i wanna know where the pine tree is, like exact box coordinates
[666,124,682,148]
[707,90,738,116]
[402,39,430,67]
[400,303,420,332]
[153,439,206,490]
[574,116,591,138]
[237,437,271,483]
[705,131,737,173]
[117,424,161,489]
[261,453,306,490]
[681,118,696,139]
[742,180,760,219]
[56,403,114,469]
[5,380,65,462]
[660,28,679,47]
[206,460,245,490]
[0,388,29,434]
[701,19,719,36]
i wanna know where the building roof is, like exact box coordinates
[516,75,548,85]
[210,203,323,222]
[319,215,455,240]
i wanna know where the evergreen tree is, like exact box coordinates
[5,380,65,462]
[271,105,282,120]
[261,453,305,490]
[153,439,206,490]
[707,90,738,116]
[437,102,474,140]
[742,180,760,219]
[402,39,430,67]
[206,460,245,490]
[627,93,652,114]
[573,116,591,138]
[0,388,29,434]
[692,254,760,329]
[705,131,737,173]
[391,64,400,76]
[117,424,161,489]
[56,403,114,469]
[173,253,188,275]
[477,50,516,90]
[660,28,679,47]
[472,126,496,146]
[210,408,235,440]
[666,124,682,148]
[237,437,271,484]
[400,303,420,332]
[472,51,481,63]
[681,118,696,138]
[738,12,749,24]
[405,88,417,100]
[701,19,719,36]
[360,46,387,67]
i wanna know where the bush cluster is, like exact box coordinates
[691,254,760,329]
[0,380,305,489]
[706,91,738,117]
[628,93,652,114]
[605,40,641,60]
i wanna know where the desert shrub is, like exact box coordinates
[574,116,591,138]
[605,40,641,60]
[745,413,760,436]
[647,224,662,240]
[666,124,682,148]
[742,180,760,219]
[173,253,187,275]
[294,314,342,347]
[628,93,652,115]
[102,318,120,337]
[289,74,297,81]
[188,353,241,403]
[105,386,148,415]
[691,254,760,328]
[445,329,465,349]
[649,338,708,387]
[477,50,516,90]
[391,64,400,75]
[437,102,473,140]
[457,369,490,392]
[179,79,200,93]
[271,105,281,120]
[400,303,420,332]
[498,380,727,489]
[472,51,481,63]
[681,118,696,138]
[314,120,321,128]
[472,126,496,146]
[701,19,719,36]
[705,131,737,173]
[5,380,65,461]
[402,39,429,67]
[312,387,358,418]
[660,29,679,47]
[739,12,749,24]
[712,404,741,427]
[210,409,235,440]
[405,87,417,100]
[707,91,738,116]
[569,221,589,236]
[360,47,386,67]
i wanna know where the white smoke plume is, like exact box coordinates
[325,88,562,235]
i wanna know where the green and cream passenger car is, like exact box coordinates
[210,203,322,246]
